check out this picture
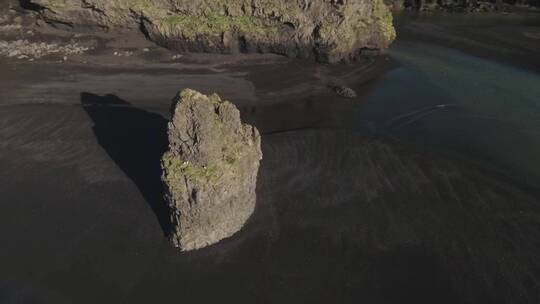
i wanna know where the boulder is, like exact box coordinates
[161,89,262,251]
[29,0,395,63]
[330,83,358,98]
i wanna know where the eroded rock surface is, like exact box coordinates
[30,0,395,63]
[161,89,262,251]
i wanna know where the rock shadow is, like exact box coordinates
[80,92,171,236]
[18,0,45,11]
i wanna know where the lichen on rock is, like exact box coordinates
[161,89,262,251]
[30,0,396,63]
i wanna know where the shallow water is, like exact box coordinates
[362,28,540,188]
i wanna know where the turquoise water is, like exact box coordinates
[362,41,540,187]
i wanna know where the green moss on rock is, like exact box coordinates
[158,13,279,38]
[162,151,219,194]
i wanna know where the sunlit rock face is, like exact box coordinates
[161,89,262,251]
[31,0,395,63]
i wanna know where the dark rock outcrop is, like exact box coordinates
[387,0,540,11]
[161,89,262,251]
[29,0,395,63]
[385,0,406,10]
[329,83,358,98]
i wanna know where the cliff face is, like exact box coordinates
[30,0,395,63]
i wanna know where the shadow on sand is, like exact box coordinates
[80,92,171,236]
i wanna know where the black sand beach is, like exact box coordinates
[1,9,540,304]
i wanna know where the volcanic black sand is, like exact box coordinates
[1,9,540,304]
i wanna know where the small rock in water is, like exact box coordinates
[331,83,358,98]
[162,89,262,251]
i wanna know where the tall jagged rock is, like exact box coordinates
[161,89,262,251]
[29,0,395,63]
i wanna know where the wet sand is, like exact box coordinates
[1,10,540,304]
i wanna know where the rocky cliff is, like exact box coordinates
[29,0,395,63]
[162,89,262,251]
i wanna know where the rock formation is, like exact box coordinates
[330,83,358,98]
[29,0,395,63]
[161,89,262,251]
